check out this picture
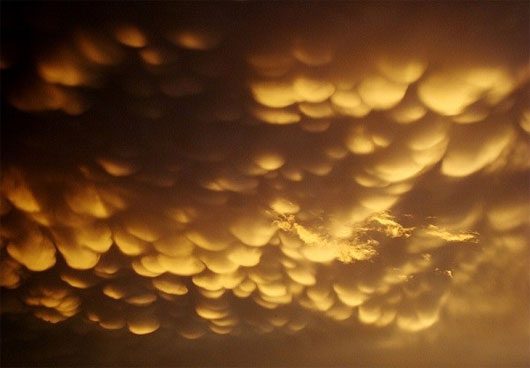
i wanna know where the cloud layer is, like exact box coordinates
[1,2,529,366]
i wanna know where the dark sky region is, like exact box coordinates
[1,2,529,367]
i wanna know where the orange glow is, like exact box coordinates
[114,24,147,48]
[1,3,528,367]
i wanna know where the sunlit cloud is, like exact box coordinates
[1,2,529,367]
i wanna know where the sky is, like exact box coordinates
[1,2,529,366]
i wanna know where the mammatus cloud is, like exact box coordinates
[1,2,529,366]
